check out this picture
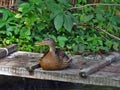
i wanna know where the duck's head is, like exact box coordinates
[35,38,55,47]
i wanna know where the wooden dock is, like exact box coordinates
[0,45,120,88]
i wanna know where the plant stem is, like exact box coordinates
[70,3,120,10]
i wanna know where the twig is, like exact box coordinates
[77,24,120,41]
[94,26,120,41]
[70,3,120,10]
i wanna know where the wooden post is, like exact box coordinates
[0,44,17,59]
[79,54,120,78]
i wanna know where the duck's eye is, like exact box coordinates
[47,38,50,40]
[44,38,50,41]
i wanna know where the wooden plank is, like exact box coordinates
[79,53,120,78]
[0,51,120,87]
[0,44,17,59]
[0,65,120,87]
[101,65,120,73]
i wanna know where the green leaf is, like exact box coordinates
[24,30,31,36]
[24,14,37,27]
[18,3,33,13]
[73,44,78,53]
[36,7,42,14]
[5,40,10,44]
[96,14,105,21]
[113,42,119,51]
[18,7,23,12]
[50,11,61,20]
[6,31,12,36]
[37,23,47,31]
[66,11,78,23]
[57,36,68,47]
[105,40,112,49]
[84,14,94,22]
[15,14,22,18]
[0,31,5,34]
[46,0,62,11]
[0,22,5,28]
[57,0,69,4]
[80,14,86,22]
[87,37,94,41]
[54,13,64,30]
[63,14,73,32]
[79,44,85,53]
[20,27,31,38]
[2,10,9,21]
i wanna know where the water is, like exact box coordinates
[0,76,119,90]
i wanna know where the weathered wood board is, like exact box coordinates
[0,51,120,88]
[0,44,17,58]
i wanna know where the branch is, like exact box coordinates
[77,24,120,41]
[94,26,120,41]
[70,3,120,10]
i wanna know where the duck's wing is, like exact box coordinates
[39,51,49,61]
[55,49,72,64]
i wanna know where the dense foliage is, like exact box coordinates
[0,0,120,55]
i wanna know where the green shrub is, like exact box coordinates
[0,0,120,55]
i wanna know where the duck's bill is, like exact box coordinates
[35,41,46,46]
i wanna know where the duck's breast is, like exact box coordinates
[40,52,59,70]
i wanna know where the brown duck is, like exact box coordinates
[26,38,72,73]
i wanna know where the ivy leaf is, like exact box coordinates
[63,14,73,32]
[54,13,64,30]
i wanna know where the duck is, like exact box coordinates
[26,38,72,73]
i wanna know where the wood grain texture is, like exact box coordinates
[0,44,17,59]
[0,51,120,87]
